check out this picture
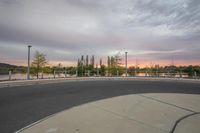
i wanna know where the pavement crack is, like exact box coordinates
[138,94,195,113]
[89,103,168,133]
[169,112,200,133]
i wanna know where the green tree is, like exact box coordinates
[108,53,122,76]
[100,65,106,76]
[31,51,48,79]
[43,66,52,74]
[128,66,136,76]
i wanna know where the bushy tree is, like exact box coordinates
[31,51,47,79]
[107,53,122,76]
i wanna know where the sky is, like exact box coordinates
[0,0,200,67]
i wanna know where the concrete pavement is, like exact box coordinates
[174,113,200,133]
[18,93,200,133]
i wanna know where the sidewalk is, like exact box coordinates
[17,93,200,133]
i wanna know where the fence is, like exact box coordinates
[0,70,199,81]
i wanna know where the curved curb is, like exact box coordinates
[170,112,200,133]
[15,114,57,133]
[1,77,200,88]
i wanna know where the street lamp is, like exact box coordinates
[125,52,128,77]
[27,45,32,80]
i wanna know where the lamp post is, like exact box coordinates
[27,45,32,80]
[125,52,128,77]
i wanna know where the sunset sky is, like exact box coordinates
[0,0,200,67]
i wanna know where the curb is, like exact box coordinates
[0,77,200,88]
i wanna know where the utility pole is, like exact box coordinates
[27,45,32,80]
[125,52,128,77]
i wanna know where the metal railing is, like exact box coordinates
[0,70,199,81]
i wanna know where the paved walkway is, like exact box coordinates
[18,93,200,133]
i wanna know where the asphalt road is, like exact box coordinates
[0,80,200,133]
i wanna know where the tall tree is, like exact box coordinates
[108,54,122,76]
[111,56,115,67]
[107,56,110,68]
[77,58,81,67]
[86,55,89,67]
[31,51,47,79]
[77,58,82,76]
[81,55,84,66]
[90,55,95,67]
[100,58,102,66]
[110,54,121,68]
[100,65,106,76]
